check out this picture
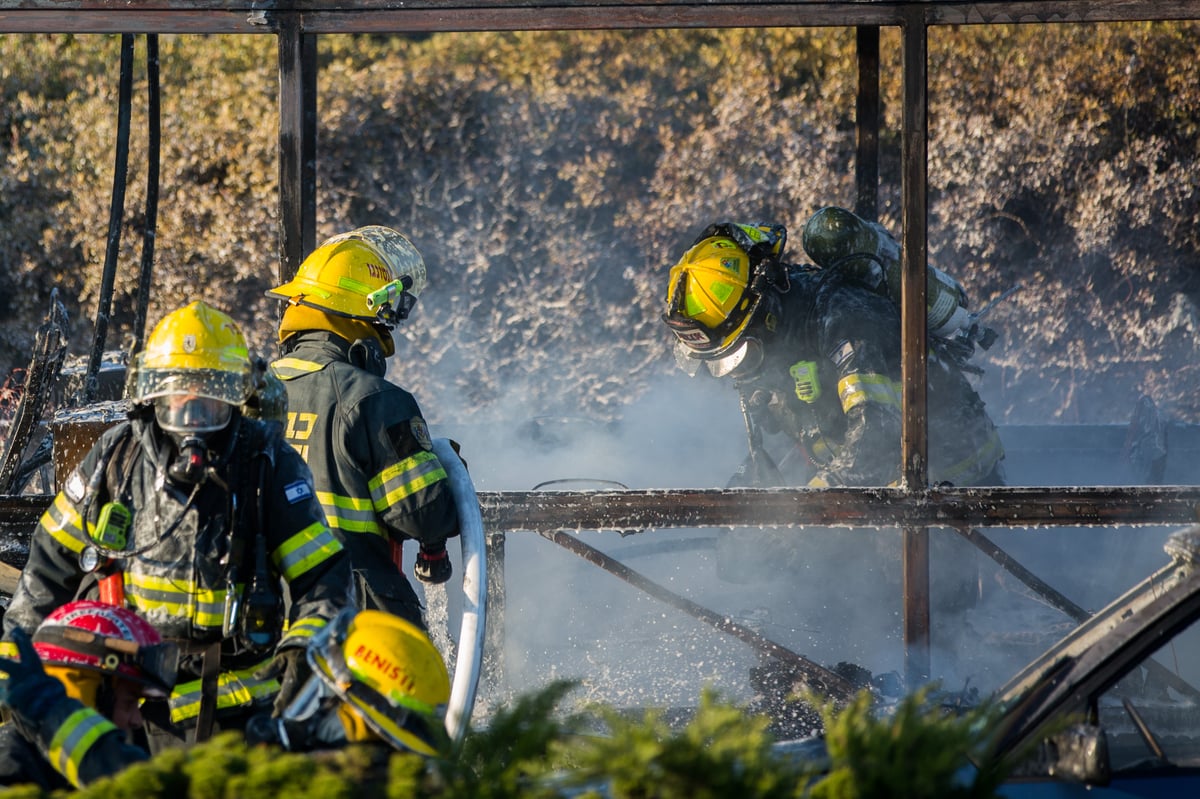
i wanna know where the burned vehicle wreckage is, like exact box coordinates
[1,0,1200,788]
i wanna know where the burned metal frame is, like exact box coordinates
[2,0,1199,687]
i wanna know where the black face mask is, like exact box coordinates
[167,435,210,486]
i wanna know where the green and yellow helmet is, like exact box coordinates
[662,222,787,359]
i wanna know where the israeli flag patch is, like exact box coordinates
[284,480,313,504]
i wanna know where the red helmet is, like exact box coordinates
[32,601,178,698]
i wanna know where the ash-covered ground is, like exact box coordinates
[411,372,1180,730]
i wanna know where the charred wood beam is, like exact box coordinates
[1,1,1200,34]
[477,486,1200,533]
[3,486,1198,541]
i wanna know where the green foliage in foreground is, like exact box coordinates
[0,682,1019,799]
[809,686,1010,799]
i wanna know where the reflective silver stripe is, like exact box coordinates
[125,571,232,629]
[49,708,117,788]
[169,662,278,723]
[281,616,328,646]
[369,451,448,509]
[316,491,383,536]
[272,521,344,582]
[837,373,901,413]
[41,493,88,554]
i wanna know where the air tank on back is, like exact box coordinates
[801,206,971,339]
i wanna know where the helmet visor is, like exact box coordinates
[134,366,251,405]
[154,396,233,435]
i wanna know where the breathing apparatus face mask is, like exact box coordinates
[704,337,765,380]
[151,395,230,485]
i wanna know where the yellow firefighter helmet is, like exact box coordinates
[662,222,787,359]
[267,226,427,328]
[307,609,450,756]
[128,301,253,434]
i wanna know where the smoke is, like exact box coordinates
[397,336,1184,728]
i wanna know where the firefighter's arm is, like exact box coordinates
[0,630,147,789]
[264,440,351,650]
[2,490,92,642]
[357,393,460,551]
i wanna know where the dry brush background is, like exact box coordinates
[1,24,1197,432]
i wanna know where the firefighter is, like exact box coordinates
[1,301,353,749]
[266,227,460,629]
[662,220,1005,489]
[0,600,178,789]
[245,607,450,756]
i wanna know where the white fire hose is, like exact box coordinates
[431,437,486,741]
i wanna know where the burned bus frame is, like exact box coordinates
[1,0,1199,691]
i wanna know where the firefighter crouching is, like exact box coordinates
[1,301,353,749]
[662,215,1005,489]
[0,600,178,790]
[246,608,450,756]
[266,227,460,629]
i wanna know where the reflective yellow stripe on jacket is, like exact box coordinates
[169,661,278,724]
[284,616,327,642]
[49,708,118,788]
[369,451,447,511]
[837,373,901,414]
[125,574,236,630]
[271,357,324,379]
[272,520,343,582]
[40,493,89,554]
[317,491,383,537]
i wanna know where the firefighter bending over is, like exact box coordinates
[2,301,352,749]
[0,601,178,790]
[267,227,460,628]
[246,608,450,756]
[662,212,1005,489]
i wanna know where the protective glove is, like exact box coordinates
[254,647,312,718]
[0,629,68,731]
[414,543,452,585]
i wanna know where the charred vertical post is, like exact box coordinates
[900,8,931,685]
[854,26,880,221]
[277,14,318,286]
[484,530,508,693]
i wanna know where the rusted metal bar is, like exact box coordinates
[899,8,928,491]
[3,1,1200,36]
[4,486,1198,544]
[538,527,857,702]
[479,486,1200,532]
[902,526,930,688]
[484,530,508,693]
[957,526,1086,620]
[277,13,317,286]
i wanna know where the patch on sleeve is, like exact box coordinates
[284,480,313,504]
[64,470,87,503]
[830,340,856,371]
[409,417,433,451]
